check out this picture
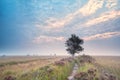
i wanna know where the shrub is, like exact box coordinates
[4,76,16,80]
[74,72,88,80]
[54,61,65,66]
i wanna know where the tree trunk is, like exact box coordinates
[72,54,75,60]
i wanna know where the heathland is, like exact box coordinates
[0,55,119,80]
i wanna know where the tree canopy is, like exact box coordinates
[65,34,84,56]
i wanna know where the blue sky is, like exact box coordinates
[0,0,120,56]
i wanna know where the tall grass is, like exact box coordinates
[94,56,120,80]
[1,58,75,80]
[17,60,74,80]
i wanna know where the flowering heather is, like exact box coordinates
[4,76,16,80]
[54,61,65,66]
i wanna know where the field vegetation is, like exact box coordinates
[0,55,119,80]
[94,56,120,80]
[0,56,75,80]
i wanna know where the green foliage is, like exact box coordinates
[65,34,84,56]
[74,55,100,80]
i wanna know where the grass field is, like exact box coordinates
[0,56,73,80]
[0,55,119,80]
[94,56,120,80]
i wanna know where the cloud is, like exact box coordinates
[78,0,104,16]
[33,36,65,44]
[36,10,81,30]
[45,16,74,29]
[106,0,117,9]
[79,0,117,16]
[83,32,120,41]
[36,0,105,29]
[36,0,118,30]
[84,10,120,27]
[32,31,120,44]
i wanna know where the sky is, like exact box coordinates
[0,0,120,56]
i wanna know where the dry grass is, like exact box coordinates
[1,56,119,80]
[0,56,74,80]
[93,56,120,80]
[0,56,65,79]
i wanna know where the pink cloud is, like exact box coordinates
[84,10,120,27]
[36,0,118,30]
[33,36,65,44]
[83,32,120,41]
